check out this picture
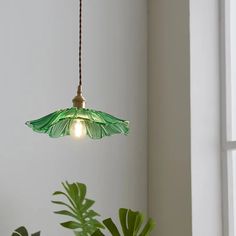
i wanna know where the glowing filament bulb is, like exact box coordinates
[71,120,86,138]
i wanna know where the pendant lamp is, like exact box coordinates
[26,0,129,139]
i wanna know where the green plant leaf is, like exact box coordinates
[81,199,95,211]
[84,210,100,218]
[103,218,120,236]
[119,208,129,235]
[51,200,77,214]
[54,210,77,219]
[60,221,82,229]
[119,208,155,236]
[133,213,144,235]
[12,227,28,236]
[139,219,156,236]
[31,232,41,236]
[127,209,138,234]
[91,230,105,236]
[92,208,155,236]
[52,181,104,236]
[12,226,40,236]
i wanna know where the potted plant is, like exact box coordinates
[11,226,40,236]
[11,181,155,236]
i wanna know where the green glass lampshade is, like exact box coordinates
[26,107,129,139]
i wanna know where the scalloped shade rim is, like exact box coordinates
[26,107,129,139]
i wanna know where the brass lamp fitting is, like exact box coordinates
[72,85,86,108]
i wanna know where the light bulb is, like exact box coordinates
[70,120,86,138]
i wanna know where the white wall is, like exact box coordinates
[0,0,148,235]
[230,0,236,140]
[148,0,192,235]
[190,0,222,235]
[231,0,236,230]
[148,0,223,236]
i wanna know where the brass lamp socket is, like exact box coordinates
[72,85,86,108]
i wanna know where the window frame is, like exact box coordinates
[221,0,236,235]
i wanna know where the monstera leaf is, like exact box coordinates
[52,181,104,236]
[11,226,40,236]
[92,208,155,236]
